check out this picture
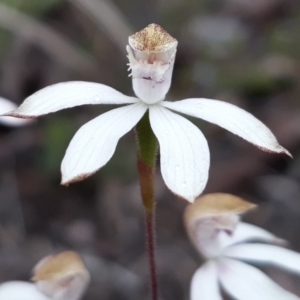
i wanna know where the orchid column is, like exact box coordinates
[128,24,178,300]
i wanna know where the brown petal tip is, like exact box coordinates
[281,147,293,158]
[2,111,39,119]
[61,172,96,186]
[184,193,256,226]
[32,251,87,281]
[256,144,292,158]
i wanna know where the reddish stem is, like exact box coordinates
[137,157,158,300]
[145,208,158,300]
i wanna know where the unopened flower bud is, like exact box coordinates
[32,251,90,300]
[184,193,256,257]
[127,23,177,104]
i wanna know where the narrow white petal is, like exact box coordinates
[61,103,147,185]
[219,258,300,300]
[223,243,300,275]
[149,105,210,202]
[218,222,285,249]
[162,99,291,156]
[0,281,50,300]
[0,97,32,126]
[191,261,222,300]
[5,81,138,118]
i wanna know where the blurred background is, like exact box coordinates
[0,0,300,299]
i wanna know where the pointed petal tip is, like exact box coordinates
[281,147,293,158]
[188,197,196,203]
[259,145,292,158]
[177,193,196,203]
[60,180,69,187]
[61,175,87,186]
[167,184,203,203]
[2,111,39,119]
[61,172,97,186]
[167,184,205,204]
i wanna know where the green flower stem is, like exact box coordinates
[136,112,158,300]
[136,112,158,169]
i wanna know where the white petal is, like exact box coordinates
[191,261,222,300]
[5,81,138,118]
[0,281,50,300]
[36,275,90,300]
[223,243,300,275]
[162,99,291,156]
[218,258,300,300]
[61,103,147,185]
[0,97,32,126]
[149,105,210,202]
[218,222,285,249]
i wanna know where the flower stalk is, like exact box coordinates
[136,112,158,300]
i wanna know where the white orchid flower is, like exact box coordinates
[4,24,290,202]
[0,96,31,127]
[185,193,300,300]
[0,251,90,300]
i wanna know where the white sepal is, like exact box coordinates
[223,243,300,275]
[61,103,147,185]
[4,81,138,118]
[218,258,300,300]
[149,105,210,202]
[218,222,286,249]
[190,261,222,300]
[0,97,32,126]
[0,281,50,300]
[35,274,89,300]
[162,99,291,156]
